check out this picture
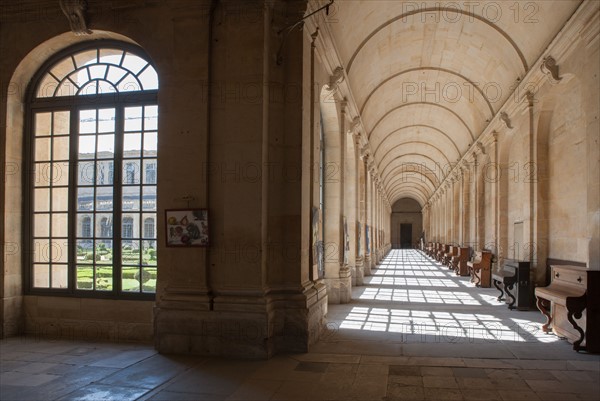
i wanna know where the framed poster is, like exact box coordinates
[165,209,208,247]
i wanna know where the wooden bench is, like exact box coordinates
[436,244,449,263]
[535,265,599,352]
[468,251,492,287]
[492,259,530,310]
[451,247,470,276]
[443,246,458,268]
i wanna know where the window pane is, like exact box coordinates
[143,160,157,184]
[35,113,52,136]
[97,134,115,158]
[97,214,113,238]
[142,214,156,238]
[51,265,68,288]
[77,214,93,237]
[96,161,113,185]
[52,188,69,211]
[78,161,95,185]
[98,108,115,133]
[54,241,68,263]
[122,266,140,292]
[53,111,70,135]
[96,187,113,211]
[53,136,69,160]
[142,241,157,266]
[33,240,50,263]
[89,64,107,80]
[122,53,146,74]
[123,187,140,211]
[96,266,113,291]
[34,163,52,187]
[142,267,157,292]
[139,68,159,90]
[34,214,50,237]
[76,239,93,260]
[74,49,98,68]
[35,138,51,161]
[144,106,158,130]
[142,187,156,211]
[52,213,68,237]
[106,65,127,84]
[123,161,140,184]
[77,188,94,211]
[76,265,93,290]
[96,240,113,265]
[34,189,50,212]
[33,265,50,288]
[143,132,157,157]
[78,136,96,159]
[124,107,142,131]
[53,162,69,186]
[122,218,137,240]
[79,110,96,133]
[123,133,141,158]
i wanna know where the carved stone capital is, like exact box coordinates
[540,56,562,84]
[60,0,92,35]
[476,141,486,155]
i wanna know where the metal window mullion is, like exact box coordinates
[113,106,124,295]
[68,107,79,293]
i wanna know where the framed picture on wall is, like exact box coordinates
[165,209,208,247]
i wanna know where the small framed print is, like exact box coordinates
[165,209,208,247]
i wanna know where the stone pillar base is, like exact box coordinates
[364,255,372,276]
[154,284,327,359]
[355,257,365,285]
[324,267,352,304]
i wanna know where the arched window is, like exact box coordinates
[26,41,158,297]
[143,218,155,238]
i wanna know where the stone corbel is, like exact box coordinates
[326,67,345,93]
[60,0,92,35]
[348,116,360,135]
[499,112,513,129]
[540,56,562,84]
[476,141,486,155]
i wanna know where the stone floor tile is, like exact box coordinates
[98,354,195,389]
[89,349,156,369]
[490,378,531,390]
[356,362,388,377]
[422,375,459,389]
[387,383,425,401]
[225,379,282,401]
[293,353,360,364]
[461,388,502,400]
[389,365,421,376]
[424,387,464,400]
[271,380,317,400]
[455,377,493,389]
[0,371,60,386]
[453,367,488,378]
[464,359,516,369]
[348,375,387,400]
[147,390,226,401]
[12,361,61,374]
[55,384,150,401]
[532,392,581,400]
[496,390,542,401]
[421,366,453,376]
[388,375,423,386]
[567,360,600,372]
[325,362,358,374]
[359,355,411,365]
[294,361,328,373]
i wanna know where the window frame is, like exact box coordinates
[23,40,158,300]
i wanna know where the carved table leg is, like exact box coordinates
[536,296,552,333]
[493,279,504,302]
[505,283,516,310]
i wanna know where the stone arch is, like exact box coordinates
[319,86,348,303]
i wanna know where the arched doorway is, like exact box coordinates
[391,198,422,249]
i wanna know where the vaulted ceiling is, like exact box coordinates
[322,0,581,206]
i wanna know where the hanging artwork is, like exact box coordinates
[312,207,324,278]
[366,224,370,254]
[165,209,208,247]
[357,221,362,256]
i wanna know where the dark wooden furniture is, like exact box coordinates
[437,244,449,263]
[535,265,600,352]
[443,246,457,268]
[452,247,470,276]
[468,251,492,287]
[492,260,530,310]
